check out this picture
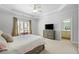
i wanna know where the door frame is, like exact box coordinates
[60,18,72,41]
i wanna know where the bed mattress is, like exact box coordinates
[0,35,45,54]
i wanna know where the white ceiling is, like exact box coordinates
[0,4,65,16]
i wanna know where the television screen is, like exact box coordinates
[45,24,54,30]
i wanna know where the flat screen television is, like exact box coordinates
[45,24,54,30]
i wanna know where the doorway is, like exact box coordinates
[61,18,72,41]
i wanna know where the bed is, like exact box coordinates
[0,34,45,54]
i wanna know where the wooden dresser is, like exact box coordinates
[43,30,55,40]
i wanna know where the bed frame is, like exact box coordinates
[25,45,45,54]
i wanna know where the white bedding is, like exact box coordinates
[0,34,45,54]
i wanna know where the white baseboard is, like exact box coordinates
[71,41,79,53]
[71,41,78,45]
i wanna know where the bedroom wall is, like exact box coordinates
[38,4,78,43]
[0,8,38,35]
[38,13,61,40]
[78,5,79,52]
[32,18,39,35]
[0,11,13,34]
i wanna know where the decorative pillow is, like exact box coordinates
[0,31,3,36]
[0,42,7,52]
[1,33,13,43]
[0,36,7,52]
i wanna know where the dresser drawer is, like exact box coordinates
[43,30,55,40]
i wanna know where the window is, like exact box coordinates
[18,20,30,34]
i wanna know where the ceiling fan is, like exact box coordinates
[33,4,42,13]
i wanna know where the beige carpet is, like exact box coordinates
[40,39,78,54]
